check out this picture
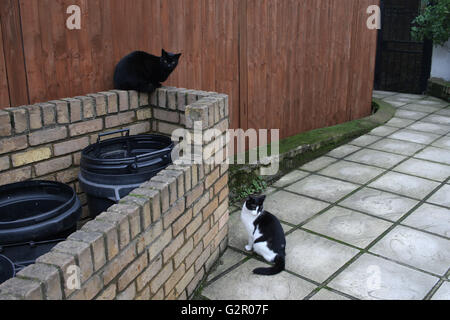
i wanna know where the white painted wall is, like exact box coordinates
[430,39,450,81]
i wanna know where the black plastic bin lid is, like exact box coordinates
[0,180,81,245]
[80,131,174,175]
[0,254,15,284]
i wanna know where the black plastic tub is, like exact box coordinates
[79,129,174,218]
[0,180,81,284]
[0,255,15,284]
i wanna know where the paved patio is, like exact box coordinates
[199,91,450,300]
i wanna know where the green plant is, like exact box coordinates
[236,175,268,200]
[411,0,450,46]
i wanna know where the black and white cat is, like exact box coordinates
[113,49,181,93]
[241,194,286,276]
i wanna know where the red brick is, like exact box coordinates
[53,137,89,156]
[202,197,218,220]
[51,100,70,124]
[41,103,56,126]
[186,183,204,208]
[6,108,28,133]
[193,220,210,246]
[0,135,27,155]
[69,118,103,136]
[214,174,228,195]
[0,166,31,186]
[34,155,72,176]
[61,98,81,123]
[87,93,107,116]
[99,91,118,114]
[163,199,185,229]
[111,90,129,111]
[56,167,79,183]
[154,108,179,123]
[0,110,12,136]
[29,127,67,146]
[173,208,193,236]
[205,167,220,189]
[29,105,42,130]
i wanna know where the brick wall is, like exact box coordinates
[0,87,230,300]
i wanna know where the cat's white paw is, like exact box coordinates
[245,245,253,252]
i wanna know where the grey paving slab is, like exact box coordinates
[285,230,359,283]
[368,138,425,156]
[272,170,309,187]
[300,156,337,172]
[436,108,450,117]
[202,258,317,300]
[309,289,351,300]
[303,207,392,248]
[381,99,409,108]
[369,171,440,200]
[327,144,361,158]
[415,146,450,165]
[427,185,450,208]
[264,187,277,195]
[423,114,450,126]
[389,129,441,145]
[431,282,450,300]
[402,203,450,238]
[369,126,399,137]
[227,210,247,249]
[370,225,450,276]
[318,160,384,185]
[328,254,438,300]
[385,117,416,129]
[349,135,381,147]
[432,136,450,150]
[286,175,359,203]
[394,93,426,100]
[264,190,329,225]
[345,149,406,169]
[373,90,397,98]
[395,109,428,121]
[401,104,443,113]
[407,122,450,135]
[383,95,420,106]
[393,158,450,182]
[207,249,247,282]
[415,98,448,106]
[339,187,419,222]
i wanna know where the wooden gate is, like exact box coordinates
[374,0,433,94]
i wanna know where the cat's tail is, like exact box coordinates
[253,255,285,276]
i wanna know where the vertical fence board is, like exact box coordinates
[0,17,10,108]
[1,0,29,106]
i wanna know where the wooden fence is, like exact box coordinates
[0,0,379,140]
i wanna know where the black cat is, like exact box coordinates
[241,194,286,275]
[113,49,181,93]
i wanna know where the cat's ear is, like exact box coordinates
[175,53,182,59]
[258,195,266,204]
[161,49,167,57]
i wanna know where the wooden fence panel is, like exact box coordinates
[244,0,379,140]
[0,0,29,107]
[1,0,377,143]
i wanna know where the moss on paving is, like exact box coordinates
[228,99,396,204]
